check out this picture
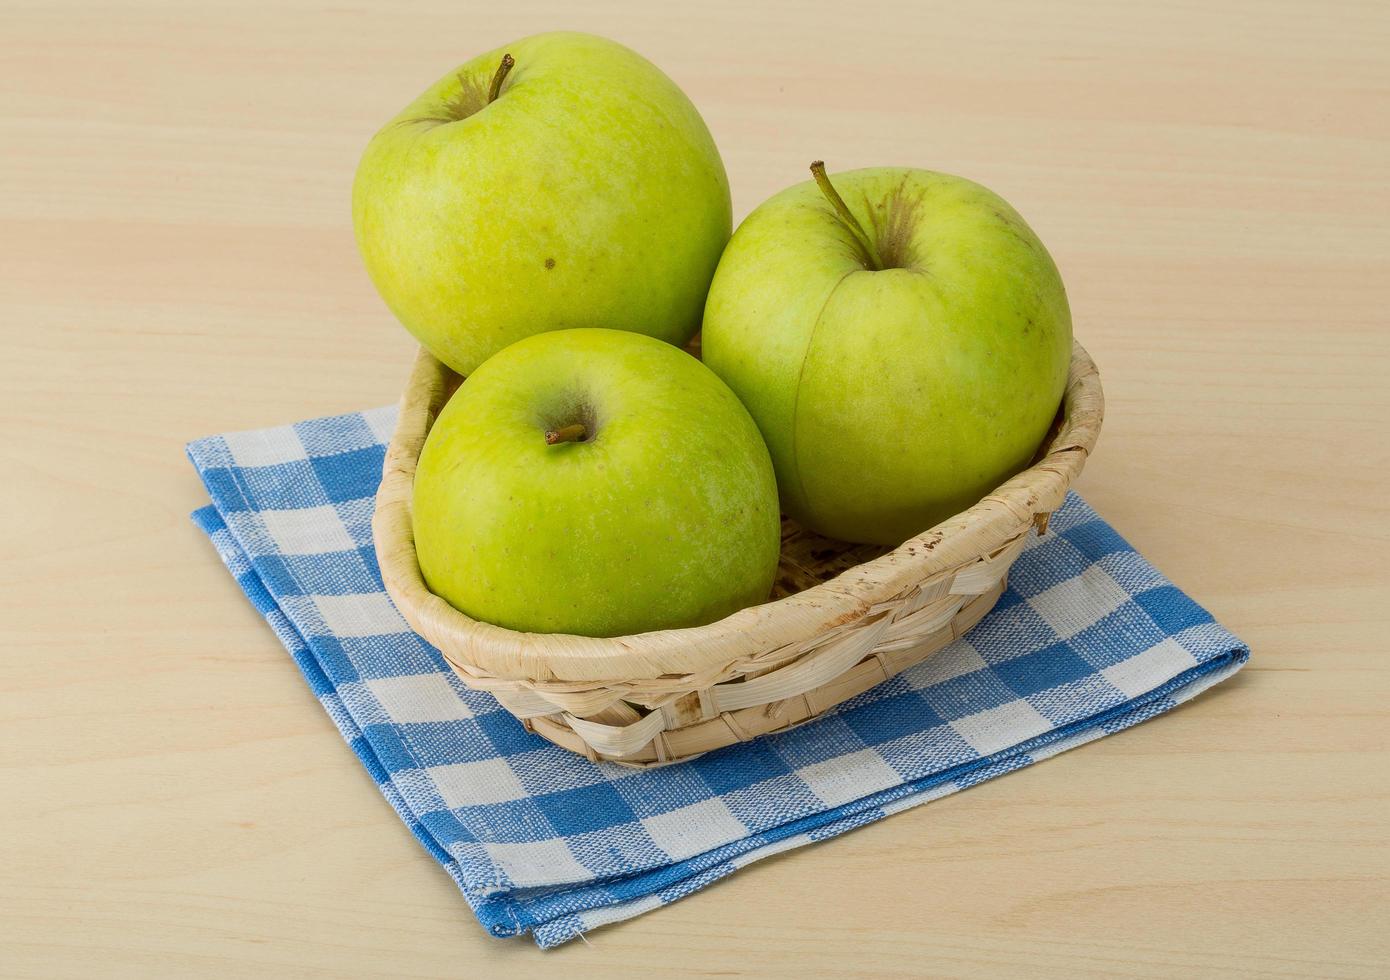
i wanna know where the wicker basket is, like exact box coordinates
[373,341,1103,766]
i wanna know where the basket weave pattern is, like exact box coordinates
[374,342,1103,766]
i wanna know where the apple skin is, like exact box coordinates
[412,329,781,637]
[353,32,731,376]
[701,167,1072,546]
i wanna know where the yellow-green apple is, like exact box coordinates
[353,32,731,375]
[412,328,781,637]
[701,164,1072,546]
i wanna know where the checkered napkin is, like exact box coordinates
[188,406,1247,948]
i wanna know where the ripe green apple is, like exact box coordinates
[701,165,1072,547]
[353,32,732,376]
[412,328,781,637]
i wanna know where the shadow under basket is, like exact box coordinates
[373,341,1104,766]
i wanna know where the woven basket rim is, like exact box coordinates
[373,341,1103,685]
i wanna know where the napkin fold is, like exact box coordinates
[188,405,1247,947]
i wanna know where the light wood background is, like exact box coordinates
[3,0,1387,976]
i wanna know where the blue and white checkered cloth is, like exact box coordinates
[188,405,1248,947]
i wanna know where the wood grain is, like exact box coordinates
[2,0,1387,976]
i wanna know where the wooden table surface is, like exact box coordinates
[4,0,1388,976]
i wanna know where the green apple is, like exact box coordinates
[352,32,731,376]
[412,328,781,637]
[701,164,1072,546]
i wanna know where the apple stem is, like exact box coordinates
[545,423,587,445]
[487,53,515,104]
[810,161,883,271]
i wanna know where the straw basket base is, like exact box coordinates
[373,341,1104,767]
[523,575,1008,765]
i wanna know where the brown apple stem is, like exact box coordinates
[487,53,515,103]
[810,160,883,271]
[545,423,586,445]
